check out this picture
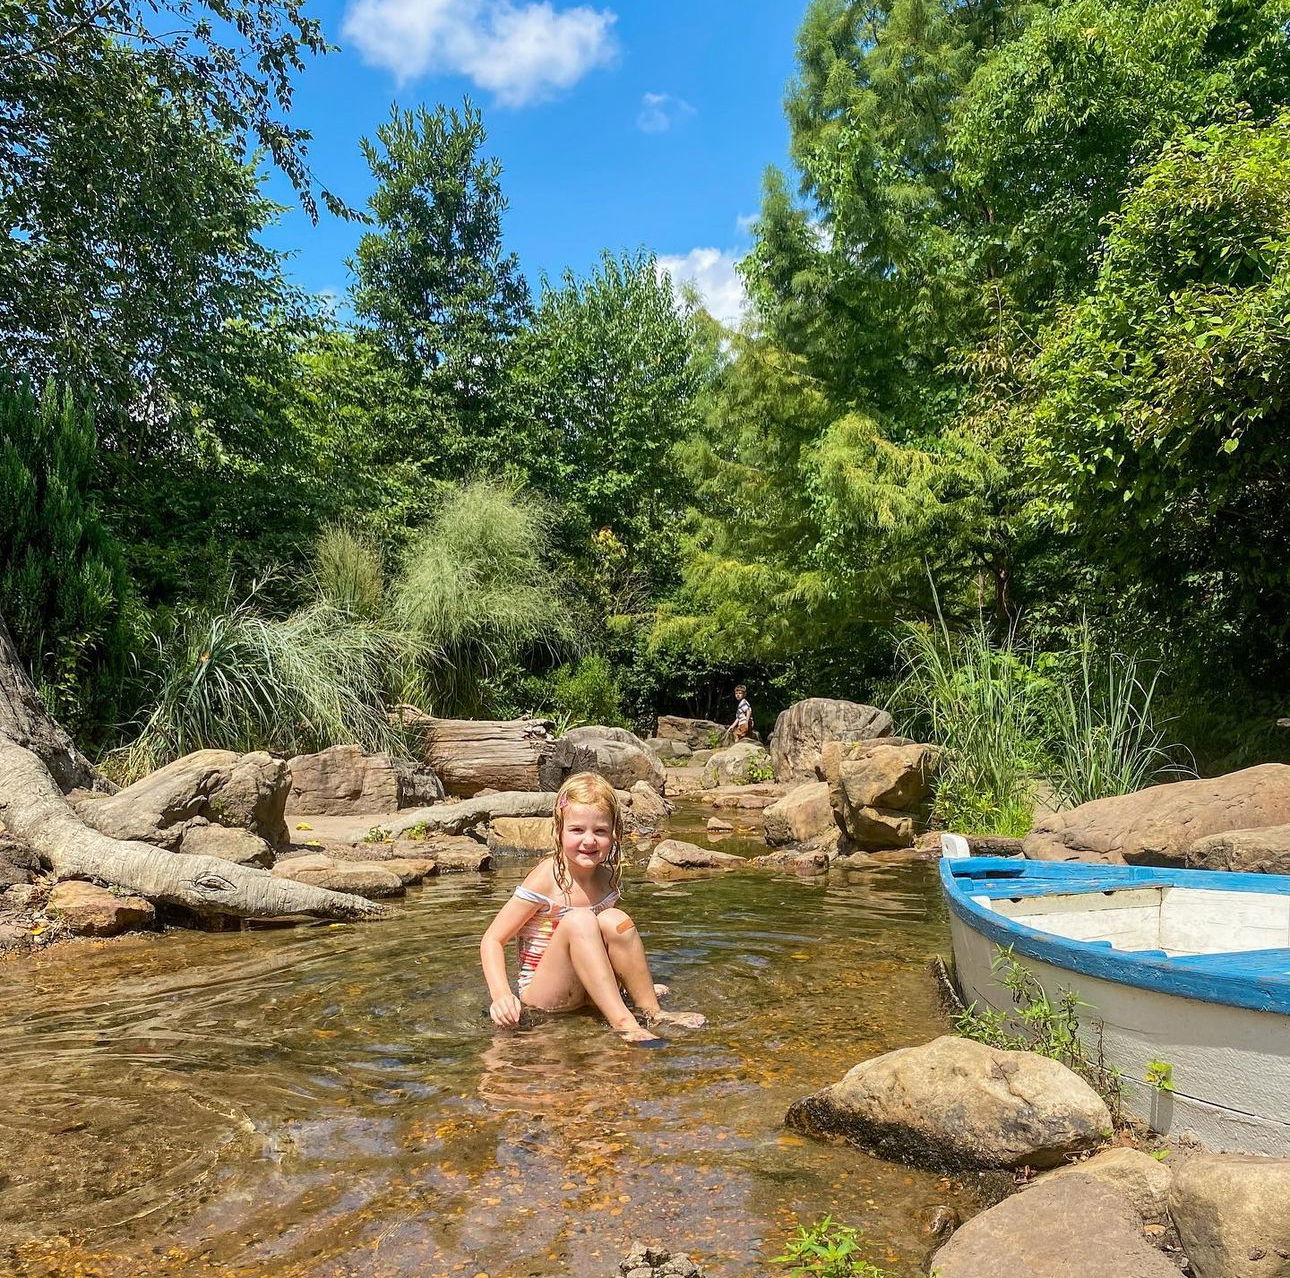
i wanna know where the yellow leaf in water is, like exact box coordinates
[296,822,313,830]
[789,953,810,960]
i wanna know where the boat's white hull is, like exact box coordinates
[949,910,1290,1155]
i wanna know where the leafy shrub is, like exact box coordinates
[550,654,626,728]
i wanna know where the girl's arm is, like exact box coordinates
[480,892,541,1027]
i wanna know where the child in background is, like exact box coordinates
[480,772,705,1045]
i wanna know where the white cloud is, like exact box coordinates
[636,91,694,134]
[735,212,757,235]
[656,247,747,328]
[342,0,618,106]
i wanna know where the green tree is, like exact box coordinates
[514,251,705,586]
[0,377,136,738]
[351,101,532,478]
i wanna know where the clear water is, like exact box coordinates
[0,803,982,1276]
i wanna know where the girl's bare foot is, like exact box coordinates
[618,1024,666,1046]
[647,1010,706,1030]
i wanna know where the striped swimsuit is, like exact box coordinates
[514,884,621,991]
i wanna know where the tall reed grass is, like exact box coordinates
[109,585,421,780]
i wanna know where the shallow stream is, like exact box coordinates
[0,803,983,1277]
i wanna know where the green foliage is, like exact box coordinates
[743,754,776,783]
[392,482,580,716]
[549,656,627,729]
[1045,623,1192,808]
[515,251,705,584]
[897,616,1045,836]
[314,526,385,620]
[0,377,137,739]
[772,1216,893,1278]
[351,100,532,479]
[115,582,418,779]
[956,948,1124,1116]
[1144,1060,1175,1093]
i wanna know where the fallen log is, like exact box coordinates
[0,614,383,921]
[396,710,594,797]
[385,791,557,837]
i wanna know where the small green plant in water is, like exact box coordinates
[955,947,1124,1119]
[772,1216,894,1278]
[1145,1060,1175,1092]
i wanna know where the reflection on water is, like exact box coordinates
[0,805,981,1276]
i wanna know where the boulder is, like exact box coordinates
[763,782,835,846]
[75,749,290,848]
[770,698,894,783]
[174,820,275,868]
[751,848,830,876]
[822,740,937,850]
[706,817,734,833]
[285,745,444,816]
[627,780,669,831]
[1038,1148,1172,1224]
[486,816,554,857]
[48,881,156,937]
[618,1243,706,1277]
[394,836,491,872]
[375,857,438,886]
[931,1173,1179,1278]
[655,715,725,750]
[702,741,773,787]
[646,839,745,881]
[271,854,405,898]
[785,1036,1111,1171]
[1186,824,1290,875]
[1023,764,1290,866]
[564,726,666,793]
[1169,1154,1290,1278]
[646,737,692,762]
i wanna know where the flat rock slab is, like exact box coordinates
[1169,1153,1290,1278]
[786,1035,1111,1171]
[931,1173,1179,1277]
[272,854,405,898]
[695,784,785,810]
[1023,764,1290,865]
[48,881,156,937]
[751,848,830,876]
[646,839,745,881]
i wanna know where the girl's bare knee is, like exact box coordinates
[598,908,635,939]
[561,908,602,939]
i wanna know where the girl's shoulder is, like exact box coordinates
[519,857,559,896]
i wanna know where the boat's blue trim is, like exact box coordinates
[940,857,1290,1016]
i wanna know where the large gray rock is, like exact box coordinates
[175,819,275,868]
[48,881,156,937]
[1169,1154,1290,1278]
[627,780,670,831]
[76,749,290,848]
[286,744,444,816]
[655,715,726,750]
[770,698,894,783]
[821,739,937,849]
[646,839,745,881]
[931,1173,1179,1278]
[646,736,692,762]
[1037,1147,1172,1224]
[763,781,835,846]
[1186,823,1290,875]
[785,1036,1111,1171]
[702,740,773,787]
[1023,764,1290,866]
[564,726,666,793]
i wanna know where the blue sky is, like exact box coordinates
[259,0,809,323]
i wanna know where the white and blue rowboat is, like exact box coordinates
[939,837,1290,1155]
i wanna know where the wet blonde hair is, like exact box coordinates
[551,771,624,897]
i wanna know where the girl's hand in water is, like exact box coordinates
[489,993,524,1027]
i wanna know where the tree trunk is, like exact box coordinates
[399,711,594,797]
[0,614,101,792]
[0,612,383,921]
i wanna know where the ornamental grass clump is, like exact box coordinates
[111,584,419,780]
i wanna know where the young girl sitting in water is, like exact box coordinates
[480,772,705,1044]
